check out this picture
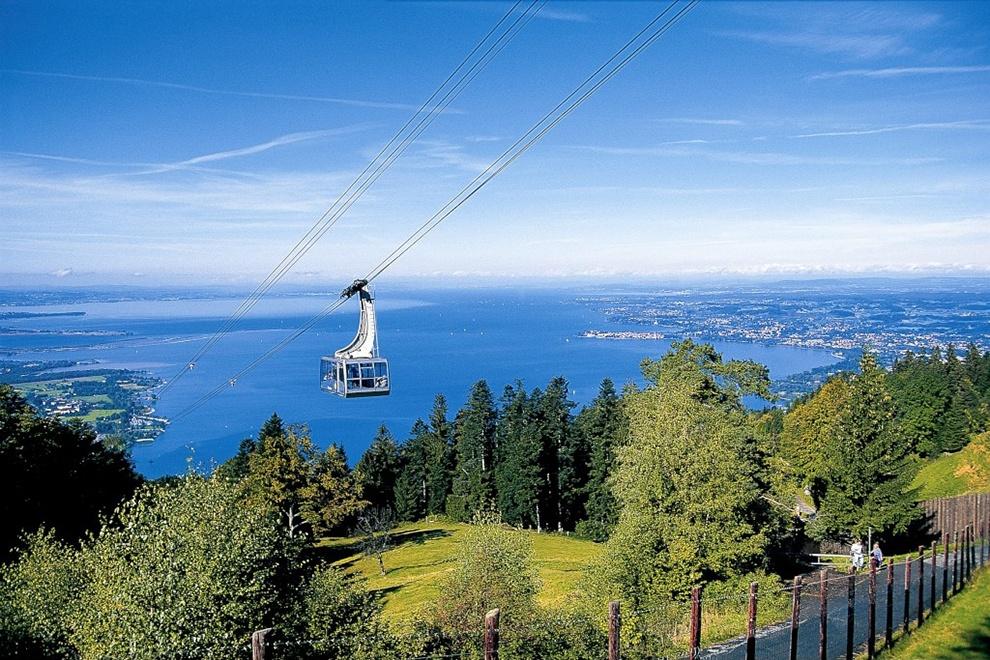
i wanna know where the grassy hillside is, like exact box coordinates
[912,431,990,499]
[317,521,603,622]
[880,565,990,659]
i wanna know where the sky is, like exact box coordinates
[2,0,989,285]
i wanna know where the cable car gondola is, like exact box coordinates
[320,279,390,398]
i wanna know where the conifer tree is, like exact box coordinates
[543,377,582,532]
[576,378,626,541]
[394,420,430,522]
[495,384,542,528]
[810,353,920,541]
[355,425,401,512]
[425,395,453,516]
[448,381,496,521]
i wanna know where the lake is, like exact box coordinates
[1,287,840,477]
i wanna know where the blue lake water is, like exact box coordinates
[1,288,839,477]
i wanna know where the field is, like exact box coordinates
[881,565,990,659]
[912,432,990,499]
[318,521,603,622]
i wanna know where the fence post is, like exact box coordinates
[917,545,925,626]
[964,526,970,584]
[930,540,937,613]
[868,558,876,659]
[846,568,855,660]
[484,608,500,660]
[689,587,701,660]
[953,530,959,595]
[942,533,949,604]
[902,557,911,635]
[608,601,620,660]
[790,576,802,660]
[883,557,894,648]
[746,581,758,660]
[251,628,272,660]
[819,569,828,660]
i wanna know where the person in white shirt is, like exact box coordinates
[850,539,865,571]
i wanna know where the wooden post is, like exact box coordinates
[867,558,876,659]
[942,533,949,604]
[819,569,828,660]
[883,558,894,648]
[484,608,500,660]
[608,601,620,660]
[746,581,758,660]
[963,526,970,584]
[846,568,855,660]
[930,540,937,613]
[953,530,959,595]
[251,628,272,660]
[917,546,925,626]
[902,558,911,635]
[790,576,802,660]
[689,587,701,660]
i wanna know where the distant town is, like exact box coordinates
[0,360,166,445]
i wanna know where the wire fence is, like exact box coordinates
[245,525,988,660]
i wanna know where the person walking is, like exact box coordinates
[871,541,883,567]
[850,538,865,571]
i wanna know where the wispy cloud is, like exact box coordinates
[536,8,590,23]
[718,30,910,60]
[132,125,377,175]
[568,144,942,167]
[657,118,744,126]
[810,65,990,80]
[791,120,990,139]
[1,69,437,112]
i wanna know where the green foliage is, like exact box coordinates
[779,376,851,493]
[394,420,431,522]
[576,378,626,541]
[588,341,778,617]
[542,377,580,532]
[243,420,317,538]
[448,381,497,521]
[355,424,401,512]
[495,384,543,528]
[425,394,454,516]
[0,530,83,658]
[0,384,141,559]
[302,566,397,659]
[301,443,367,536]
[809,353,921,542]
[432,510,540,651]
[2,474,306,660]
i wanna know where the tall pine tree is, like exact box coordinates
[394,420,431,522]
[810,353,920,541]
[425,395,453,516]
[355,425,401,512]
[494,384,542,528]
[576,378,626,541]
[447,381,496,521]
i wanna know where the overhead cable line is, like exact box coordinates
[172,0,700,421]
[157,0,542,397]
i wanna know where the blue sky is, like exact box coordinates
[2,0,989,284]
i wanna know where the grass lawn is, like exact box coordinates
[912,432,990,499]
[880,566,990,659]
[66,408,124,422]
[79,394,112,404]
[317,521,603,623]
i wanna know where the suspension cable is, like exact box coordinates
[171,0,701,421]
[158,0,542,397]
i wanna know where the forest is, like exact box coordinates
[2,339,989,659]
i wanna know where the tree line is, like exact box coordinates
[3,339,989,658]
